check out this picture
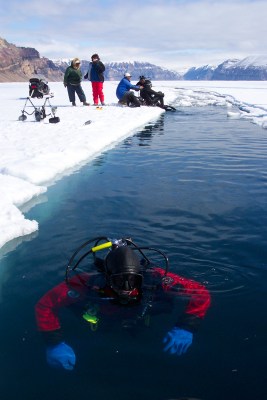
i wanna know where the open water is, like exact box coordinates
[0,104,267,400]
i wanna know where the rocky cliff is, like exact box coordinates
[0,37,63,82]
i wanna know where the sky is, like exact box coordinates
[1,0,267,72]
[0,80,267,255]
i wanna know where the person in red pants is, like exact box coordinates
[35,237,211,370]
[84,54,105,106]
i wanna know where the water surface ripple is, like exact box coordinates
[1,105,267,400]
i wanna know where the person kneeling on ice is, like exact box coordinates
[35,237,211,370]
[136,75,165,109]
[116,73,143,107]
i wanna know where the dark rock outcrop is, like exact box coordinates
[0,37,63,82]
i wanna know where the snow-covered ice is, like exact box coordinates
[1,80,267,252]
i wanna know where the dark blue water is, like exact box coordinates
[1,105,267,400]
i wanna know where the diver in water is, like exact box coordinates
[35,237,211,370]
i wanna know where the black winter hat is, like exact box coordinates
[105,246,141,275]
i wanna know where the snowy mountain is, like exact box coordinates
[1,35,267,82]
[183,56,267,80]
[0,37,181,82]
[182,64,217,80]
[53,59,182,81]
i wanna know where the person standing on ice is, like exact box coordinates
[63,58,90,107]
[116,72,143,107]
[84,54,105,106]
[35,237,211,371]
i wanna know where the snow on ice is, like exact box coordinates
[0,80,267,252]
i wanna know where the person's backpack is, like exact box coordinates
[29,78,50,98]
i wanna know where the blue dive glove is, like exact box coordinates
[46,342,76,370]
[163,327,193,356]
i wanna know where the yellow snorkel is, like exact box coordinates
[91,241,112,253]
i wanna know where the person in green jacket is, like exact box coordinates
[64,58,89,106]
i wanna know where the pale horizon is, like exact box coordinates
[1,0,267,72]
